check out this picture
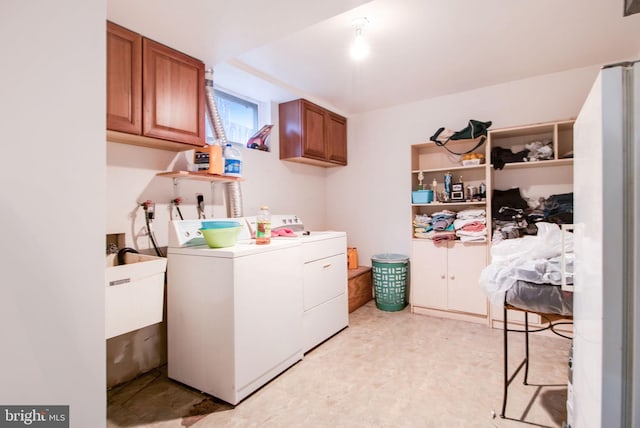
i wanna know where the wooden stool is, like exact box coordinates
[348,266,372,313]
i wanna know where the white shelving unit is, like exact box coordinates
[410,138,490,324]
[409,119,575,327]
[487,119,574,331]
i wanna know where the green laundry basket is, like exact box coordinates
[371,253,409,312]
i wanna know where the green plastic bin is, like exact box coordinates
[371,253,409,312]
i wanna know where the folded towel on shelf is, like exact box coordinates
[456,229,487,238]
[413,214,432,228]
[458,235,487,243]
[433,221,455,232]
[432,209,456,217]
[414,226,431,234]
[460,222,487,233]
[433,231,456,243]
[456,209,486,220]
[453,218,486,230]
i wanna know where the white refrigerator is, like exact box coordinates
[572,60,639,427]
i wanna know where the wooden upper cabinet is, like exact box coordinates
[279,99,347,167]
[301,101,327,160]
[326,111,347,164]
[142,38,205,147]
[106,21,142,134]
[106,21,205,150]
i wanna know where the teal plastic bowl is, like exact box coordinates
[201,220,241,229]
[200,226,242,248]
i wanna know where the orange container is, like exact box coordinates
[208,144,224,175]
[347,247,359,270]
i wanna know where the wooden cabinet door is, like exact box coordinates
[447,243,487,315]
[106,21,142,134]
[301,101,327,160]
[279,98,348,166]
[410,240,447,309]
[142,38,205,147]
[326,111,347,165]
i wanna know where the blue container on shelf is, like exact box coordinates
[412,190,433,204]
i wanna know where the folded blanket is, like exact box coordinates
[456,228,487,237]
[433,221,455,232]
[414,214,432,228]
[461,222,486,232]
[453,218,486,230]
[433,231,456,243]
[459,235,487,243]
[456,209,486,219]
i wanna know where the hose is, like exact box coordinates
[172,197,184,220]
[206,68,243,217]
[141,200,164,258]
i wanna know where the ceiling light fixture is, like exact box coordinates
[350,17,370,61]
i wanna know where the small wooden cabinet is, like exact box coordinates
[107,21,205,150]
[411,240,488,320]
[279,99,347,166]
[348,266,372,313]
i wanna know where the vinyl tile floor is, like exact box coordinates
[107,301,571,428]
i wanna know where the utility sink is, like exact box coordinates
[105,252,167,339]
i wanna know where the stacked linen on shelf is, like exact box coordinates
[430,210,457,243]
[413,214,432,238]
[453,209,487,242]
[491,188,574,243]
[413,210,456,242]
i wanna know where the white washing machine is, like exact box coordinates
[166,219,303,405]
[245,215,349,353]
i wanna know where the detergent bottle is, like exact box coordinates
[223,143,242,177]
[256,206,271,245]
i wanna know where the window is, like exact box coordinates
[206,89,259,145]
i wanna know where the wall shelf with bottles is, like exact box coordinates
[156,171,243,183]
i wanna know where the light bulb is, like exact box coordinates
[350,29,369,61]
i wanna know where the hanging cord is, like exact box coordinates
[171,197,184,220]
[196,194,206,219]
[432,133,486,156]
[141,200,164,257]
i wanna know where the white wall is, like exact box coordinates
[0,1,106,427]
[326,65,601,265]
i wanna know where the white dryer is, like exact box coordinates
[245,215,349,353]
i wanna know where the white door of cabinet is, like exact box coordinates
[411,240,487,316]
[447,243,487,315]
[411,240,447,309]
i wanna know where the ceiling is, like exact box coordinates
[108,0,640,115]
